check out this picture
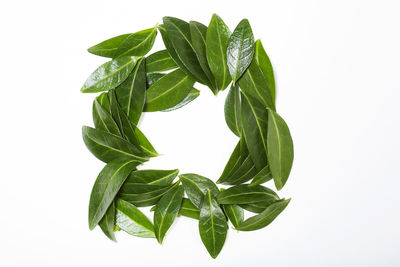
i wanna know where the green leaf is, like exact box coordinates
[250,166,273,186]
[179,173,219,209]
[241,92,269,170]
[144,69,194,112]
[189,20,218,94]
[114,26,158,58]
[96,92,111,112]
[238,59,275,110]
[239,199,277,213]
[216,184,279,204]
[217,139,243,183]
[227,19,255,83]
[219,155,258,185]
[146,73,165,88]
[267,109,294,190]
[87,33,131,58]
[81,57,136,93]
[115,58,146,126]
[224,85,242,136]
[92,99,121,136]
[115,199,155,238]
[98,201,117,241]
[163,17,210,86]
[88,158,139,230]
[223,204,244,228]
[236,199,290,231]
[146,50,178,73]
[254,39,275,103]
[119,183,169,194]
[161,87,200,112]
[154,186,184,243]
[119,182,180,207]
[178,198,200,220]
[206,14,232,91]
[82,126,148,163]
[199,189,228,259]
[126,169,179,186]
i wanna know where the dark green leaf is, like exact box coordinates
[119,182,180,207]
[216,184,279,204]
[241,92,268,170]
[92,99,121,136]
[179,173,219,208]
[82,126,148,163]
[119,183,169,194]
[81,57,136,93]
[178,198,200,219]
[126,169,179,186]
[267,109,294,190]
[145,69,194,112]
[189,20,218,94]
[114,26,158,58]
[87,33,131,58]
[236,199,290,231]
[99,201,116,241]
[227,19,255,83]
[223,204,244,228]
[250,166,273,186]
[115,58,146,126]
[206,14,232,91]
[115,199,155,238]
[239,199,277,213]
[217,139,243,183]
[238,59,275,110]
[146,50,178,73]
[163,17,210,86]
[224,85,242,136]
[254,39,275,103]
[88,158,139,230]
[96,92,111,112]
[146,73,165,88]
[199,189,228,259]
[154,186,184,243]
[219,155,258,185]
[161,87,200,112]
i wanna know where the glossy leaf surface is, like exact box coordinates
[82,126,147,163]
[88,158,139,229]
[227,19,255,83]
[114,26,157,58]
[179,173,219,208]
[239,199,277,213]
[255,40,275,103]
[199,190,228,259]
[146,50,178,73]
[163,17,210,86]
[81,57,136,93]
[220,155,257,185]
[267,109,294,190]
[206,14,231,91]
[92,99,121,136]
[126,169,179,186]
[146,73,165,88]
[216,184,278,204]
[250,166,273,186]
[87,33,130,58]
[178,198,200,219]
[115,199,155,238]
[223,204,244,228]
[236,199,290,231]
[98,201,116,241]
[154,186,184,243]
[145,69,194,112]
[161,87,200,112]
[217,140,243,183]
[224,85,242,136]
[115,58,146,126]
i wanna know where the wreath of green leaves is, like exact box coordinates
[81,14,294,259]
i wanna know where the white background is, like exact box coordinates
[1,0,399,266]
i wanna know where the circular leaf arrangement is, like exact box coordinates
[81,15,294,259]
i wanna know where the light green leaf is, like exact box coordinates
[114,26,158,58]
[87,33,131,58]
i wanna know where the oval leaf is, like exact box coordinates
[227,19,255,83]
[81,57,136,93]
[250,166,273,186]
[161,87,200,112]
[88,158,139,229]
[146,73,165,88]
[146,50,178,73]
[115,199,155,238]
[220,155,258,185]
[179,173,219,208]
[223,204,244,228]
[199,189,228,259]
[224,85,242,136]
[236,199,290,231]
[145,69,194,112]
[87,33,131,58]
[239,199,278,213]
[114,26,158,58]
[178,198,200,220]
[267,109,294,190]
[154,186,184,243]
[216,184,279,205]
[126,169,179,186]
[206,14,232,91]
[98,201,117,241]
[254,39,275,103]
[92,99,121,136]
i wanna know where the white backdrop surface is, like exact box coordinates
[0,0,399,266]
